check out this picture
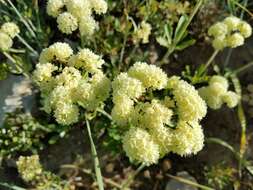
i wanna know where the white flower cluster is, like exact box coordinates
[133,21,152,44]
[198,75,240,110]
[112,62,207,165]
[33,42,110,125]
[47,0,107,35]
[0,22,19,51]
[208,16,252,50]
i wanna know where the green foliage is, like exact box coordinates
[80,0,198,70]
[204,162,236,189]
[0,63,9,80]
[0,109,70,158]
[182,65,209,85]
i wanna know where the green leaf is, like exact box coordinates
[156,36,169,48]
[175,38,196,51]
[246,165,253,176]
[206,138,237,155]
[174,15,189,43]
[227,0,236,14]
[86,119,104,190]
[164,24,173,44]
[0,63,8,80]
[0,182,26,190]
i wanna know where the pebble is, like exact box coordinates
[165,171,198,190]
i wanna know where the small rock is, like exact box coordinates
[162,159,172,172]
[105,163,115,173]
[0,76,35,125]
[165,171,198,190]
[143,170,151,179]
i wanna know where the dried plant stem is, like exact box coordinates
[233,61,253,74]
[121,163,145,189]
[166,174,215,190]
[61,165,122,189]
[203,50,219,71]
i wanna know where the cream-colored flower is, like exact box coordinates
[128,62,168,90]
[0,32,13,51]
[90,0,108,14]
[79,16,98,36]
[65,0,91,19]
[134,21,152,44]
[1,22,20,38]
[112,95,134,126]
[69,48,104,72]
[226,33,244,48]
[57,12,78,34]
[47,0,65,17]
[39,42,73,64]
[112,73,144,99]
[168,76,207,121]
[123,127,159,165]
[171,121,204,156]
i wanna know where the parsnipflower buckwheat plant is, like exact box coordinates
[198,75,240,110]
[33,42,110,125]
[0,22,19,51]
[112,62,207,166]
[47,0,107,35]
[208,16,252,50]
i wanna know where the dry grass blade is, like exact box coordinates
[166,173,215,190]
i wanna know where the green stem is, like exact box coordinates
[240,0,249,18]
[85,118,104,190]
[233,61,253,74]
[0,182,26,190]
[174,0,203,44]
[6,0,37,38]
[9,48,26,53]
[229,0,253,18]
[203,50,219,71]
[159,0,204,65]
[3,51,16,63]
[3,52,30,78]
[224,49,233,68]
[96,108,112,121]
[119,33,128,67]
[159,48,173,66]
[17,35,38,56]
[230,74,247,178]
[121,163,146,189]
